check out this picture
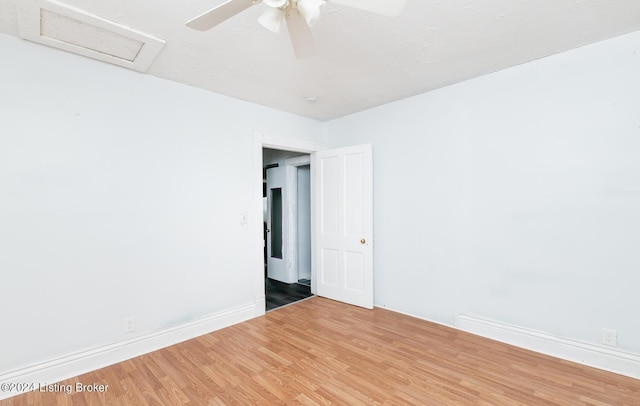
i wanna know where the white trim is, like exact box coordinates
[17,0,165,72]
[254,294,266,317]
[374,304,452,327]
[285,165,298,283]
[258,132,324,153]
[376,305,640,380]
[284,154,311,283]
[253,131,323,297]
[253,133,269,310]
[0,302,257,401]
[285,155,311,167]
[456,314,640,380]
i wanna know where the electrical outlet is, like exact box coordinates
[602,328,617,346]
[123,317,135,333]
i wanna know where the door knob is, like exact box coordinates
[360,238,366,244]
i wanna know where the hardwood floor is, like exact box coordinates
[4,297,639,405]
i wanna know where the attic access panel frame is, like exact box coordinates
[16,0,165,72]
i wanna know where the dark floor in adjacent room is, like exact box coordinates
[265,278,313,311]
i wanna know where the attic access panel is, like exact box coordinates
[16,0,165,72]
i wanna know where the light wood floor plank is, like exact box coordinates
[3,297,639,405]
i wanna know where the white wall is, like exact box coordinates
[325,31,640,355]
[0,34,324,375]
[3,25,639,383]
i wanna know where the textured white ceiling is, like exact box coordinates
[2,0,640,121]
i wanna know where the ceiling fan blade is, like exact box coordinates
[327,0,406,17]
[285,8,316,59]
[187,0,259,31]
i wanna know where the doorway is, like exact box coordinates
[253,134,374,313]
[263,148,313,311]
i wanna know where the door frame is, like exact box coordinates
[284,155,312,284]
[252,132,323,316]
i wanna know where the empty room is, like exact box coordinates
[1,0,639,404]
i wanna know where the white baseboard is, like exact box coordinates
[254,294,266,317]
[0,302,259,401]
[456,314,640,380]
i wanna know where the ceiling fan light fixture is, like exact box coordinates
[296,0,324,27]
[263,0,288,7]
[258,6,285,33]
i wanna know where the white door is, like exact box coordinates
[266,166,291,283]
[312,144,373,309]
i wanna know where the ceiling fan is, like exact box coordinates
[186,0,407,59]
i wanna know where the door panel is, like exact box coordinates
[344,153,365,236]
[321,248,340,286]
[344,251,365,292]
[320,156,339,235]
[312,144,373,309]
